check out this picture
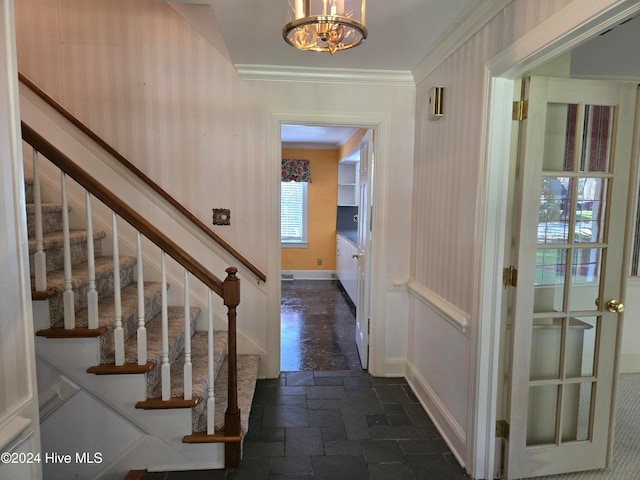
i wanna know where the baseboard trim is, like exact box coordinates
[382,357,407,377]
[281,270,336,281]
[405,360,466,468]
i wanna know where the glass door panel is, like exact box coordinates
[580,106,614,173]
[568,248,602,311]
[527,384,559,446]
[575,178,607,243]
[565,316,597,378]
[543,103,579,171]
[539,177,572,244]
[530,318,563,380]
[562,382,593,442]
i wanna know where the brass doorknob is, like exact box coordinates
[607,299,625,313]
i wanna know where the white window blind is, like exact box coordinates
[281,181,308,245]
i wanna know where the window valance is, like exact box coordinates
[282,158,312,182]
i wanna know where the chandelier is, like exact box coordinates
[283,0,367,56]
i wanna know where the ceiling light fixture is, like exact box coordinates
[283,0,367,56]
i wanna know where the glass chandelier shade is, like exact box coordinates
[283,0,367,55]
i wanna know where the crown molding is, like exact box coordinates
[412,0,512,85]
[235,64,415,87]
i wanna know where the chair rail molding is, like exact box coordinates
[407,280,469,334]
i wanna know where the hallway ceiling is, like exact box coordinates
[205,0,478,71]
[281,125,359,148]
[191,0,480,147]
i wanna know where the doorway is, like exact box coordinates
[489,13,640,479]
[279,124,373,372]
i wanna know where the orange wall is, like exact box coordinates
[338,128,368,159]
[281,147,338,271]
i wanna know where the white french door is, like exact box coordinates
[504,77,637,479]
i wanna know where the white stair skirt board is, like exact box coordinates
[281,270,337,281]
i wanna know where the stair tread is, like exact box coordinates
[149,330,228,401]
[196,354,260,434]
[25,201,64,212]
[39,255,137,293]
[103,305,200,365]
[28,229,106,251]
[74,281,163,329]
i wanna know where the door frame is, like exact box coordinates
[474,1,640,478]
[266,110,391,378]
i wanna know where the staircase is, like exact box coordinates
[24,128,260,477]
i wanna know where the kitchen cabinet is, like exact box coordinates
[336,233,358,304]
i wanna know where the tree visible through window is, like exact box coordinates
[281,181,308,246]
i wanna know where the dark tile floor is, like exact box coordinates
[281,280,362,371]
[142,281,468,479]
[146,372,468,479]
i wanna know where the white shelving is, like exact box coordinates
[337,158,359,206]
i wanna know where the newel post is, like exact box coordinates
[223,267,241,463]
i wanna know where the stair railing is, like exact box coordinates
[23,122,241,442]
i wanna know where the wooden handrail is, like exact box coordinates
[22,122,225,297]
[19,73,266,283]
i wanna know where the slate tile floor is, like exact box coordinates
[142,281,468,479]
[145,372,468,479]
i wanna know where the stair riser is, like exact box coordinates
[29,235,104,277]
[49,260,136,328]
[26,205,65,236]
[98,285,164,363]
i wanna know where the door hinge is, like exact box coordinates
[512,100,528,121]
[496,420,510,440]
[502,266,518,288]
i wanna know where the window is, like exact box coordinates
[281,181,308,247]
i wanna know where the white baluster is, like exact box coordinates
[207,289,215,434]
[32,149,47,291]
[112,212,124,365]
[161,252,171,400]
[136,233,147,365]
[85,191,98,329]
[61,172,75,329]
[183,270,192,400]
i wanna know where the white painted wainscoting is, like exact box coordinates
[406,283,471,467]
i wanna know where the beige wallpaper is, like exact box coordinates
[411,0,573,316]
